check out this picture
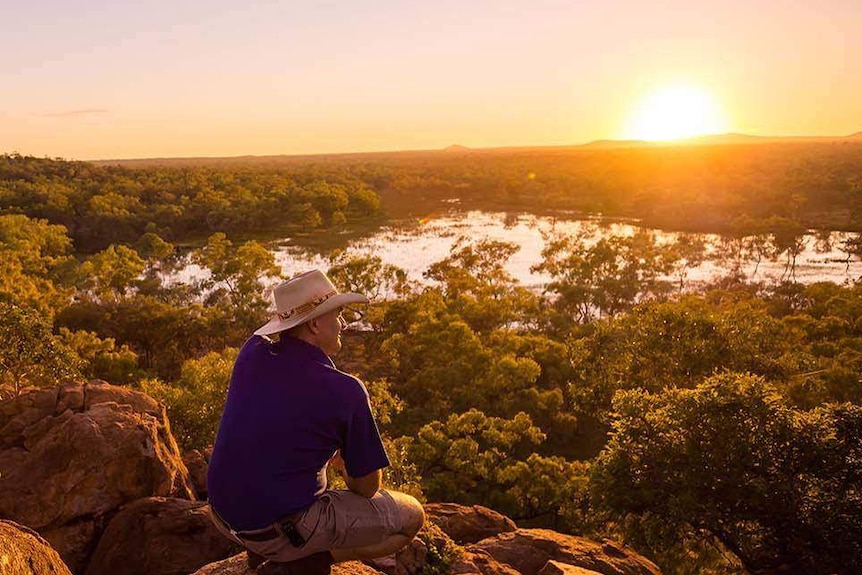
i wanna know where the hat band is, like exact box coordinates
[277,290,338,320]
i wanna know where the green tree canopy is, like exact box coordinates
[0,302,80,399]
[568,296,810,415]
[592,373,862,574]
[406,408,588,528]
[0,214,75,315]
[141,347,238,450]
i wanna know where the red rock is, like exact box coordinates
[538,560,604,574]
[184,449,210,500]
[40,519,97,575]
[425,503,517,544]
[469,529,662,575]
[0,518,72,575]
[455,549,522,574]
[0,382,194,572]
[190,553,383,574]
[84,497,241,575]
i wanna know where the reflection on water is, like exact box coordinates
[175,211,862,291]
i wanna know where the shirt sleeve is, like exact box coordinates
[341,382,391,479]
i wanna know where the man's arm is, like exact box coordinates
[346,468,381,498]
[331,450,381,498]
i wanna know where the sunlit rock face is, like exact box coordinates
[0,519,72,575]
[424,502,517,544]
[538,561,604,575]
[190,554,384,575]
[469,529,662,575]
[184,447,212,500]
[84,497,241,575]
[0,381,195,572]
[193,509,663,575]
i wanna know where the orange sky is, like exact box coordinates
[2,0,861,160]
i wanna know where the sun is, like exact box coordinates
[624,84,729,141]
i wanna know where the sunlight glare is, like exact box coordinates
[624,85,729,141]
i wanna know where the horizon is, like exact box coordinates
[82,130,862,163]
[7,129,862,164]
[3,0,861,161]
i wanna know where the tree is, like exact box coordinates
[77,244,146,301]
[377,290,565,436]
[534,229,674,327]
[141,347,238,450]
[58,328,141,385]
[666,233,707,292]
[327,253,410,301]
[765,216,807,281]
[567,296,810,415]
[193,232,281,315]
[0,302,80,399]
[0,214,75,315]
[135,231,178,278]
[56,295,217,380]
[592,373,862,574]
[423,238,539,333]
[406,409,588,529]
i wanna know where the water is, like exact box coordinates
[173,211,862,292]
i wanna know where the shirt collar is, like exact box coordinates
[264,335,335,367]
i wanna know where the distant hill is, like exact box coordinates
[91,132,862,167]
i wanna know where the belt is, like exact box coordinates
[208,503,279,542]
[209,503,301,543]
[234,526,281,542]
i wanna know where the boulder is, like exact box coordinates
[40,520,97,575]
[0,382,195,572]
[183,448,210,500]
[0,518,72,574]
[367,522,459,575]
[84,497,241,575]
[538,560,603,575]
[469,529,661,575]
[451,549,521,574]
[190,553,383,574]
[425,503,517,544]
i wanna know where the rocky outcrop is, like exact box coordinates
[2,383,662,575]
[450,549,521,574]
[367,523,456,575]
[190,553,384,574]
[84,497,241,575]
[184,448,211,500]
[0,519,72,575]
[470,530,661,575]
[425,503,517,544]
[537,561,603,575]
[0,382,195,572]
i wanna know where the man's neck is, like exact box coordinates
[285,332,326,355]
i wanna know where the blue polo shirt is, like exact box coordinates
[207,335,390,531]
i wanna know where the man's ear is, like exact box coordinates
[306,316,321,335]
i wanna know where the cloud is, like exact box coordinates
[40,109,109,118]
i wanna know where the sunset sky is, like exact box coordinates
[3,0,861,160]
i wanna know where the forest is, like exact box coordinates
[1,149,861,575]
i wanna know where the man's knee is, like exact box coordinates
[388,491,425,537]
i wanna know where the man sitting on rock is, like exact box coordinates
[207,269,425,574]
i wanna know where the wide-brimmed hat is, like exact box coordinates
[254,269,368,336]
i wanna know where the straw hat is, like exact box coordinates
[254,270,368,336]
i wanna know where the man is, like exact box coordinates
[207,269,425,574]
